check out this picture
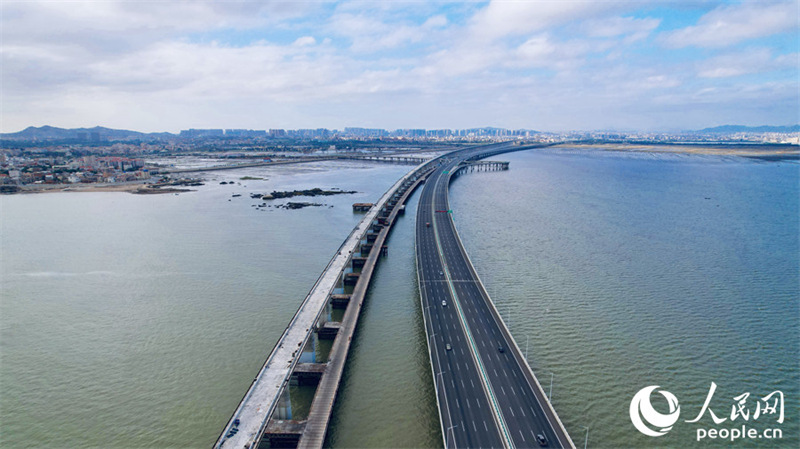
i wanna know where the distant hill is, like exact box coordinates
[697,125,800,133]
[1,125,175,141]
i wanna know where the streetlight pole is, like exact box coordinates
[580,425,589,449]
[446,424,459,449]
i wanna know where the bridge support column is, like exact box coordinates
[299,333,316,364]
[323,299,333,323]
[274,387,293,420]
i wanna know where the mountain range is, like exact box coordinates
[1,125,173,141]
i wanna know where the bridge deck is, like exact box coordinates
[298,168,428,448]
[416,143,575,449]
[215,162,433,449]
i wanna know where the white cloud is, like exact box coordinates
[661,1,799,48]
[697,48,796,78]
[423,14,449,29]
[469,1,626,41]
[1,0,797,132]
[513,34,612,71]
[326,12,450,52]
[293,36,317,47]
[581,16,660,43]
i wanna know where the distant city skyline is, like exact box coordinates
[2,1,798,133]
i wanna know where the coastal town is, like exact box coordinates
[1,125,798,194]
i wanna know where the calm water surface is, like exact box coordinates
[448,148,799,448]
[2,150,797,449]
[1,161,412,448]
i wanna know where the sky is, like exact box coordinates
[1,0,798,133]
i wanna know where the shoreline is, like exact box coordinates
[560,143,799,159]
[9,182,194,195]
[4,143,796,196]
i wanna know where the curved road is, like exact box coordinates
[416,143,574,449]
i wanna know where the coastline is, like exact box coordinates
[561,143,800,159]
[4,143,796,196]
[10,181,193,195]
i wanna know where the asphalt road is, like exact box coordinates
[416,144,573,449]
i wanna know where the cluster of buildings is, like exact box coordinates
[0,153,151,186]
[174,127,798,144]
[2,124,796,190]
[175,127,538,141]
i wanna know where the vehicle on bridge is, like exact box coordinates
[442,300,447,306]
[537,433,548,446]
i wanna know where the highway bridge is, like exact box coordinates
[417,143,574,448]
[216,142,574,448]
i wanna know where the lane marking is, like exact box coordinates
[431,174,514,449]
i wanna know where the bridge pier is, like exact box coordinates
[350,257,367,269]
[330,294,351,309]
[215,162,437,449]
[263,420,306,448]
[343,272,360,285]
[291,363,326,386]
[453,160,510,177]
[316,322,341,340]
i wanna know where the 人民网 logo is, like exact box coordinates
[630,382,784,441]
[630,385,681,436]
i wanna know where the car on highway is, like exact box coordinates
[498,345,505,353]
[446,343,452,351]
[442,300,447,306]
[439,270,444,276]
[536,433,548,446]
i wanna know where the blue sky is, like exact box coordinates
[1,0,797,133]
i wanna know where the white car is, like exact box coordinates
[442,300,447,306]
